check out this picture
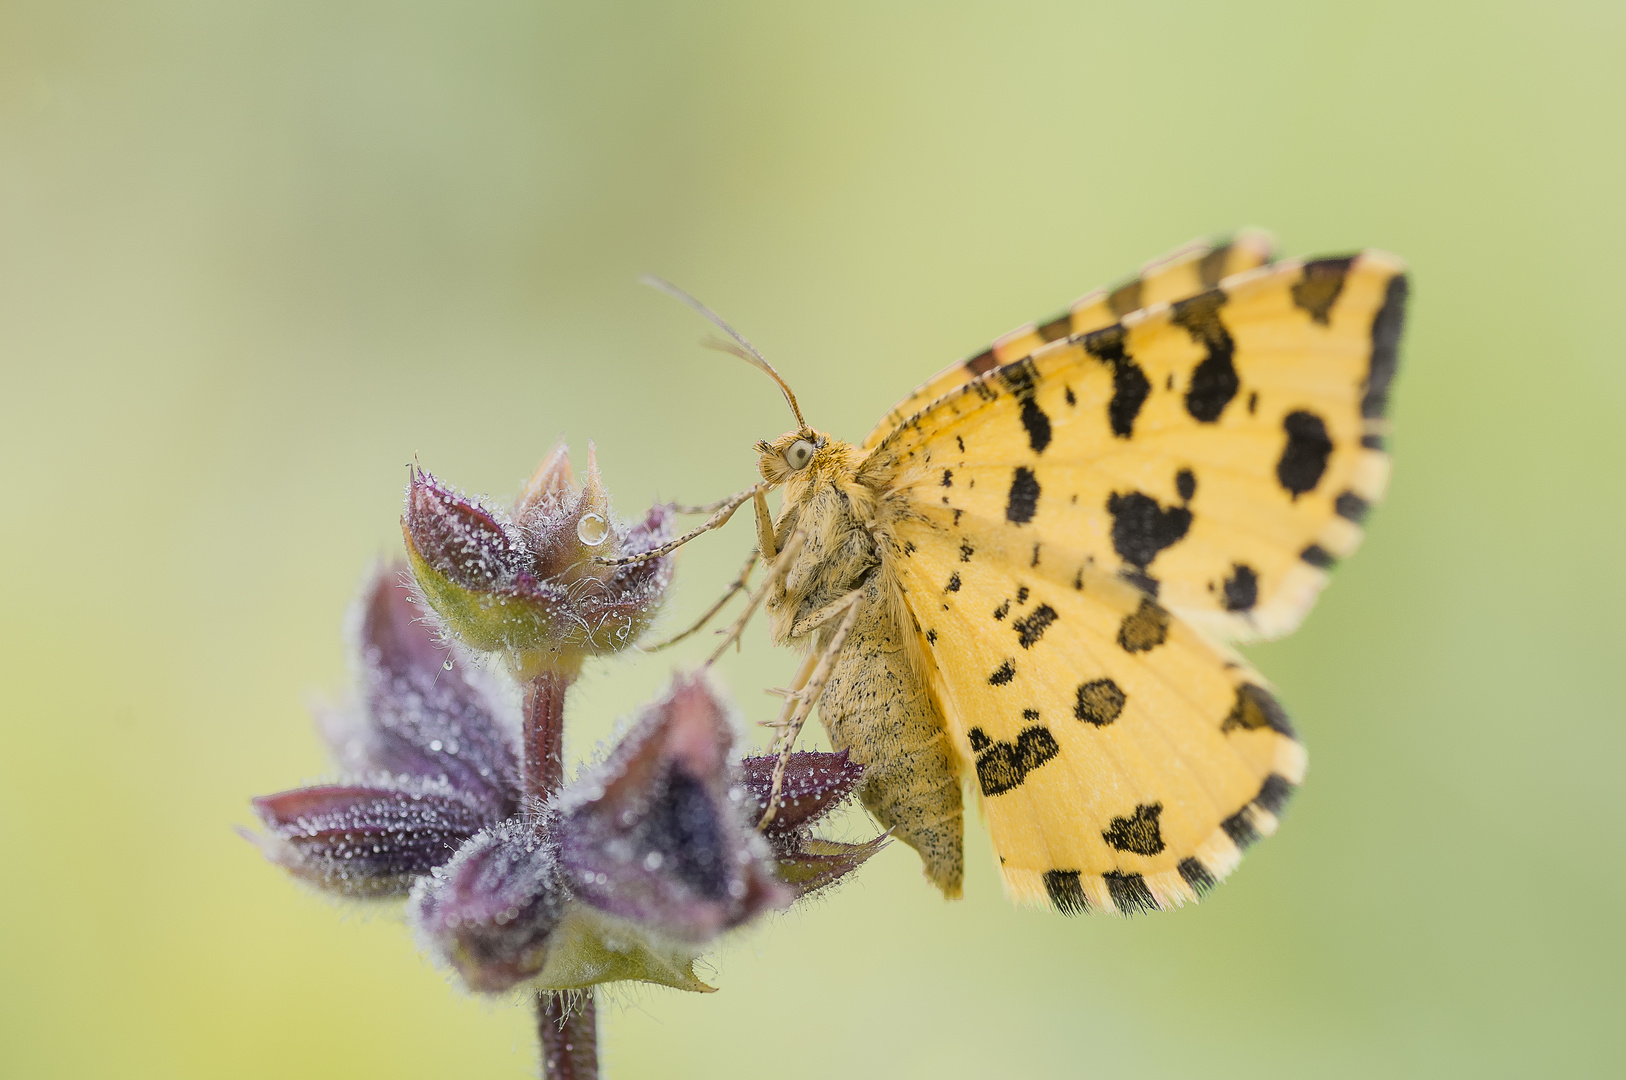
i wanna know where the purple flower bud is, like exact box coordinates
[739,751,863,841]
[767,835,891,898]
[411,816,567,992]
[249,782,491,897]
[403,470,527,597]
[248,566,524,897]
[401,446,674,675]
[738,750,888,898]
[324,565,522,818]
[556,674,790,943]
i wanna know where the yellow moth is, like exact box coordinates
[633,232,1408,914]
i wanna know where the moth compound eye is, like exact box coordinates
[784,438,816,471]
[576,513,609,546]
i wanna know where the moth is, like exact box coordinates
[620,232,1408,914]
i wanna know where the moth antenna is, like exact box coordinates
[640,274,809,432]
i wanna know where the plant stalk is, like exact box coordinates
[537,993,599,1080]
[522,668,597,1080]
[522,669,571,799]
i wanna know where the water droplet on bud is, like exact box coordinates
[577,513,609,546]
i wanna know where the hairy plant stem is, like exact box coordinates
[522,668,597,1080]
[537,993,599,1080]
[522,668,572,797]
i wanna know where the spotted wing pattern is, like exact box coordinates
[886,514,1305,912]
[865,251,1408,643]
[861,230,1278,450]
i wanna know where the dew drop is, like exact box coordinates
[577,513,609,546]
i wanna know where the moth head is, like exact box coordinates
[755,430,829,485]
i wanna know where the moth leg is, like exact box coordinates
[671,492,751,514]
[752,486,778,562]
[789,591,868,639]
[757,588,863,829]
[704,530,806,665]
[640,547,758,652]
[596,482,765,567]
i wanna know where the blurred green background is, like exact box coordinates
[3,2,1623,1077]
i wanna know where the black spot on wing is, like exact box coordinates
[1121,568,1160,597]
[959,541,975,562]
[1044,869,1090,915]
[1106,490,1192,568]
[946,572,961,593]
[941,468,953,487]
[999,359,1053,454]
[1360,432,1386,451]
[1013,604,1057,649]
[1107,278,1143,317]
[1222,563,1258,612]
[1221,808,1261,851]
[1254,774,1296,817]
[1074,678,1126,726]
[1172,290,1239,423]
[971,725,1060,797]
[1117,598,1171,653]
[925,629,937,645]
[1006,467,1041,524]
[1300,543,1337,569]
[1104,870,1158,914]
[1335,490,1371,523]
[964,349,998,377]
[988,660,1016,686]
[1038,313,1072,342]
[1277,410,1333,498]
[1222,683,1296,738]
[1175,468,1196,502]
[1064,385,1076,406]
[1019,399,1052,454]
[992,599,1010,621]
[1178,857,1217,897]
[1291,256,1355,325]
[1363,273,1409,419]
[1103,803,1165,855]
[1083,325,1151,439]
[1197,244,1231,287]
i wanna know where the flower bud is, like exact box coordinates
[556,673,791,943]
[331,562,521,816]
[402,445,673,677]
[246,565,522,897]
[739,751,888,898]
[410,674,795,995]
[248,782,491,898]
[411,816,567,992]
